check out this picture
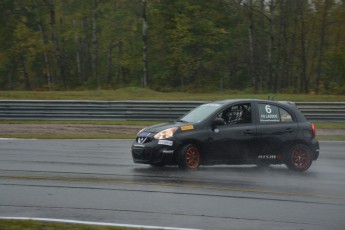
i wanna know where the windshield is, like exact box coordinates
[178,103,222,123]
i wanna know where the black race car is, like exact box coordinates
[131,99,319,171]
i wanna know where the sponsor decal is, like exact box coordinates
[162,150,174,154]
[181,125,194,131]
[258,155,276,159]
[260,114,279,120]
[259,104,280,123]
[158,140,173,146]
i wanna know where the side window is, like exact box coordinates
[219,103,251,125]
[279,108,293,122]
[258,104,294,123]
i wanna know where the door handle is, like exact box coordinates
[244,130,254,135]
[285,128,294,133]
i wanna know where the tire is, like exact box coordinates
[286,144,313,172]
[178,144,201,169]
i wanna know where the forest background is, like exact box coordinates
[0,0,344,95]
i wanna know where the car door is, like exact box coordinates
[254,102,298,161]
[206,103,257,163]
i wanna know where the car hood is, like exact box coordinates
[140,121,194,134]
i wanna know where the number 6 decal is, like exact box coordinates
[265,105,272,114]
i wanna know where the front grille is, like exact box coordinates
[132,147,152,160]
[136,136,152,144]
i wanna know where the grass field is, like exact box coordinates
[0,120,158,126]
[1,87,344,101]
[0,219,140,230]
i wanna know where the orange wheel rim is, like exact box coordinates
[185,146,200,169]
[292,148,310,169]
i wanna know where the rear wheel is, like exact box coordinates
[286,144,313,172]
[178,144,201,169]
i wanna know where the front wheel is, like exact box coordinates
[178,144,201,169]
[286,144,313,172]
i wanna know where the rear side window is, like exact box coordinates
[279,108,293,122]
[258,104,294,123]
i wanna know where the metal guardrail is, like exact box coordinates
[0,100,201,121]
[296,102,345,122]
[0,100,344,122]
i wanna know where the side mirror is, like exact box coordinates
[213,117,225,126]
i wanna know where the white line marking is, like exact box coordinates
[0,217,201,230]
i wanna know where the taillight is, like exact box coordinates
[311,123,316,138]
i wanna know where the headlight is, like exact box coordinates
[154,127,177,140]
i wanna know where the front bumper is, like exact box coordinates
[131,140,176,165]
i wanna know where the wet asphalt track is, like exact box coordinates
[0,139,345,230]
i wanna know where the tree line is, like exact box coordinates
[0,0,344,94]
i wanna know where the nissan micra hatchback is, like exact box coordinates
[131,99,319,171]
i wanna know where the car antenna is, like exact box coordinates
[268,95,277,101]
